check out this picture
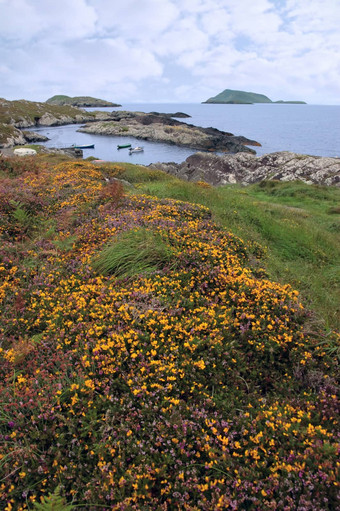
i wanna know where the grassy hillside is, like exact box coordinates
[0,156,339,510]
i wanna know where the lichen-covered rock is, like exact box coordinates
[150,151,340,187]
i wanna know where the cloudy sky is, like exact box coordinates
[1,0,339,105]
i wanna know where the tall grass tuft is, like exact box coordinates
[92,227,175,278]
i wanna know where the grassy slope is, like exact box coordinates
[119,163,340,332]
[0,156,339,510]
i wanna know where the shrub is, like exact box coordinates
[0,155,41,176]
[99,179,124,204]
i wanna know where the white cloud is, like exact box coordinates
[0,0,339,103]
[0,0,97,44]
[88,0,178,44]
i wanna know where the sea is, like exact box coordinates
[31,103,340,165]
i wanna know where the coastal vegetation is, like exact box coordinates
[0,154,338,510]
[203,89,306,104]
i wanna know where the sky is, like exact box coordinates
[1,0,340,105]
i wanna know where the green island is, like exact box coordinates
[46,95,121,108]
[0,150,338,510]
[203,89,307,104]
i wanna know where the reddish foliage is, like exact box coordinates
[99,179,124,204]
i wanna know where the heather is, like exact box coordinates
[0,157,339,510]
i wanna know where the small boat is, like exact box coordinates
[129,146,144,153]
[72,144,95,149]
[117,143,132,149]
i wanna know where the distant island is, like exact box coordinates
[46,95,121,108]
[203,89,306,104]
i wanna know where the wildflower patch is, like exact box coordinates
[0,159,338,510]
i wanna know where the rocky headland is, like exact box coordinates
[149,151,340,187]
[0,98,115,147]
[78,110,261,153]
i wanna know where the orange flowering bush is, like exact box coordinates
[0,160,338,510]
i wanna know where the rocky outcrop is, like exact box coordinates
[22,131,49,143]
[0,123,26,147]
[149,151,340,187]
[78,111,260,154]
[149,111,191,119]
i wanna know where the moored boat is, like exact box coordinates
[72,144,95,149]
[117,143,132,149]
[129,146,144,153]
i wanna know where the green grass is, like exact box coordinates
[92,227,175,278]
[110,166,340,331]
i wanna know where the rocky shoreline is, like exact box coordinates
[78,110,261,154]
[1,99,260,154]
[149,151,340,187]
[1,99,339,187]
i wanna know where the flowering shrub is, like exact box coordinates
[0,161,338,510]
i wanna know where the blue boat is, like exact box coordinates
[72,144,95,149]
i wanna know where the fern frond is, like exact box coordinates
[32,486,74,511]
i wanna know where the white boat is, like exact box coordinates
[14,148,37,156]
[129,146,144,153]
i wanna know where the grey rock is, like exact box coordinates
[22,131,49,142]
[149,151,340,187]
[0,124,26,147]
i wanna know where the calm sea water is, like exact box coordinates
[33,103,340,165]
